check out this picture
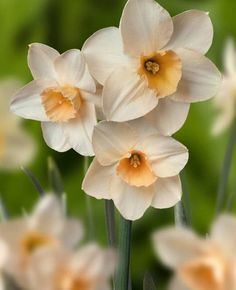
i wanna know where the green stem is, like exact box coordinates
[83,157,95,240]
[115,217,132,290]
[215,119,236,216]
[105,200,116,247]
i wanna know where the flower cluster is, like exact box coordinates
[10,0,221,220]
[0,194,115,290]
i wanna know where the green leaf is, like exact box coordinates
[48,157,64,197]
[21,166,45,196]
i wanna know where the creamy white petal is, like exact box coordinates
[153,227,205,268]
[54,49,95,92]
[224,38,236,75]
[144,98,190,136]
[82,158,115,199]
[110,175,154,220]
[92,121,138,166]
[169,275,190,290]
[28,43,59,80]
[103,67,158,121]
[140,134,188,177]
[10,79,54,121]
[171,49,221,103]
[60,219,84,248]
[82,27,126,85]
[41,122,71,152]
[30,194,64,236]
[62,102,96,156]
[211,214,236,258]
[165,10,213,54]
[120,0,173,56]
[151,175,182,209]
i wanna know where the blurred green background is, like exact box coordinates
[0,0,236,289]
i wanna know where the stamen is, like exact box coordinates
[145,60,160,75]
[130,153,141,168]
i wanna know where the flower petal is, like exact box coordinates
[10,79,54,121]
[92,121,138,166]
[169,275,190,290]
[153,227,205,268]
[211,214,236,258]
[120,0,173,56]
[223,38,236,75]
[60,219,84,248]
[41,122,71,152]
[110,175,154,220]
[30,194,64,236]
[54,49,95,92]
[103,67,158,122]
[151,175,182,208]
[82,27,126,85]
[144,98,190,136]
[171,49,221,103]
[165,10,213,54]
[28,43,59,80]
[62,101,96,156]
[82,158,115,199]
[141,134,188,177]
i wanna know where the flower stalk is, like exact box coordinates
[215,118,236,215]
[105,200,116,247]
[115,216,132,290]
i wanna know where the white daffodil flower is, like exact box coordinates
[0,194,83,288]
[22,244,115,290]
[0,79,35,170]
[10,43,98,156]
[83,0,221,124]
[213,39,236,135]
[0,240,8,290]
[82,120,188,221]
[153,214,236,290]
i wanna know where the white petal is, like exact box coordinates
[141,134,188,177]
[60,219,84,248]
[165,10,213,54]
[120,0,173,56]
[151,175,182,209]
[31,194,64,236]
[153,227,205,268]
[110,175,154,220]
[10,79,54,121]
[103,67,158,121]
[41,122,71,152]
[62,101,96,156]
[144,98,190,136]
[172,49,222,103]
[82,158,115,199]
[28,43,59,80]
[169,275,189,290]
[82,27,126,85]
[223,38,236,75]
[54,49,95,92]
[92,121,137,166]
[211,214,236,258]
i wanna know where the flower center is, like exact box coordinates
[117,150,157,187]
[20,232,53,255]
[41,86,82,122]
[145,60,160,75]
[58,270,93,290]
[138,50,182,98]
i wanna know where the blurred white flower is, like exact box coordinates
[24,244,115,290]
[83,0,221,123]
[82,120,188,220]
[11,43,98,156]
[213,39,236,135]
[0,79,35,170]
[153,214,236,290]
[0,194,83,288]
[0,240,8,290]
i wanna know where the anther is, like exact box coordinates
[145,60,160,74]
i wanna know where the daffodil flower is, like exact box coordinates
[0,194,83,287]
[213,39,236,135]
[83,0,221,123]
[11,44,98,156]
[82,120,188,220]
[153,214,236,290]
